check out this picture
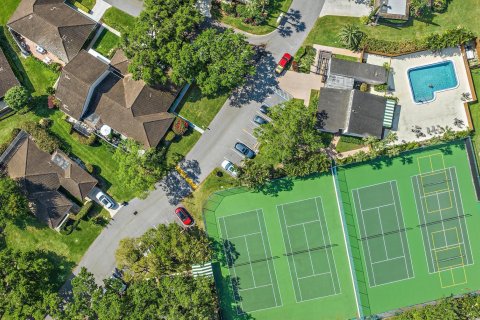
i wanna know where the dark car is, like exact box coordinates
[253,115,268,125]
[235,142,256,159]
[175,207,194,226]
[260,105,269,114]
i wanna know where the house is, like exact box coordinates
[7,0,97,65]
[0,47,20,107]
[317,88,388,139]
[0,131,97,230]
[327,58,388,87]
[56,50,178,148]
[375,0,410,21]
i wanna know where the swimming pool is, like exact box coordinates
[407,60,458,103]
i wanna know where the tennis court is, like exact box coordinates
[412,153,473,288]
[218,209,282,313]
[351,181,414,287]
[277,197,341,302]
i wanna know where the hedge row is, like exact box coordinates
[61,201,94,235]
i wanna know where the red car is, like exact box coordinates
[175,207,194,226]
[275,53,292,74]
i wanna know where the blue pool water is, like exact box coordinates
[408,60,458,103]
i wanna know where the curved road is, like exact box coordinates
[71,0,326,285]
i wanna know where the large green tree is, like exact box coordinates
[338,24,364,51]
[121,0,203,85]
[0,176,29,224]
[115,224,212,281]
[4,86,30,111]
[112,139,166,198]
[171,28,255,95]
[0,249,60,319]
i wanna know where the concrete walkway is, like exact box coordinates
[320,0,371,17]
[89,0,112,22]
[313,44,362,59]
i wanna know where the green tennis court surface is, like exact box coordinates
[205,139,480,319]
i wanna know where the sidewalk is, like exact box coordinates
[88,0,112,22]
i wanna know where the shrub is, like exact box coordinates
[172,118,189,136]
[85,162,94,174]
[432,0,448,12]
[164,131,176,142]
[360,15,370,25]
[46,87,55,95]
[21,121,61,153]
[221,2,236,15]
[39,118,52,128]
[374,83,388,92]
[4,86,30,111]
[72,131,96,146]
[410,0,431,17]
[294,46,316,74]
[338,24,364,51]
[360,83,368,92]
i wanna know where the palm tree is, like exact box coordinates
[338,24,364,51]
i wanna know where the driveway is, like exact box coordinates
[103,0,143,16]
[320,0,371,17]
[68,0,326,285]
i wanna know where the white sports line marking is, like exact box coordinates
[353,180,413,288]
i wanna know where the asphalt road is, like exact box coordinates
[69,0,326,286]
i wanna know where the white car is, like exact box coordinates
[36,45,46,54]
[96,191,115,209]
[221,160,238,177]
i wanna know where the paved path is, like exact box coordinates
[69,0,327,286]
[89,0,112,21]
[103,0,143,16]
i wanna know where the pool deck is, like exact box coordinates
[365,47,472,142]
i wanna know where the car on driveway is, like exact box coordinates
[253,115,268,125]
[260,104,269,114]
[221,160,238,177]
[275,53,292,74]
[235,142,255,159]
[175,207,194,226]
[96,191,115,209]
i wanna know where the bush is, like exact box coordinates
[221,2,236,15]
[374,83,388,92]
[432,0,448,12]
[46,87,55,95]
[85,162,94,174]
[4,86,30,111]
[72,131,96,146]
[172,118,189,136]
[360,83,368,92]
[164,131,176,142]
[21,121,61,153]
[39,118,52,128]
[63,201,94,234]
[294,46,316,74]
[410,0,431,17]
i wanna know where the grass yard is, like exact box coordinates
[0,0,20,24]
[165,128,202,167]
[93,29,120,58]
[102,7,136,33]
[4,203,108,286]
[219,0,293,35]
[469,68,480,157]
[333,54,359,62]
[182,168,239,229]
[336,136,364,153]
[177,86,229,130]
[303,0,480,48]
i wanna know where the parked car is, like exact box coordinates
[175,207,194,226]
[275,52,292,74]
[36,45,46,54]
[260,104,270,114]
[110,271,127,294]
[96,191,115,209]
[253,115,268,125]
[221,160,238,177]
[234,142,255,159]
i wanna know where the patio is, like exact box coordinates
[365,47,472,142]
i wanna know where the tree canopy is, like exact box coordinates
[171,28,255,95]
[115,223,212,281]
[4,86,30,111]
[0,176,29,225]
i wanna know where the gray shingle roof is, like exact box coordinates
[0,47,19,98]
[7,0,96,63]
[329,58,388,85]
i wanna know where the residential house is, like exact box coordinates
[7,0,97,65]
[317,58,392,138]
[0,131,97,230]
[0,47,20,110]
[56,50,178,148]
[375,0,410,21]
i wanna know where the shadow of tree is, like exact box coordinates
[158,171,193,205]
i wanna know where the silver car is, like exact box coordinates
[221,160,238,177]
[96,192,115,209]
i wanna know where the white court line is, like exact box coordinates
[244,237,257,287]
[255,210,278,307]
[303,223,317,276]
[353,189,377,287]
[419,189,451,200]
[361,203,395,212]
[314,197,339,295]
[287,219,321,228]
[279,204,303,302]
[391,180,415,279]
[436,193,449,250]
[220,208,263,220]
[297,271,332,281]
[227,231,262,240]
[376,208,389,260]
[259,209,284,307]
[371,255,406,265]
[238,283,273,292]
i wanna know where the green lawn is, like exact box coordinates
[165,128,202,167]
[303,0,480,48]
[93,29,120,58]
[177,86,229,130]
[333,54,359,62]
[0,0,20,24]
[219,0,293,35]
[182,168,239,229]
[4,203,108,286]
[102,7,136,33]
[336,136,364,153]
[469,68,480,157]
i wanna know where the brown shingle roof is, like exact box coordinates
[56,50,109,119]
[110,49,129,75]
[3,134,97,228]
[7,0,97,63]
[90,72,177,148]
[0,47,20,98]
